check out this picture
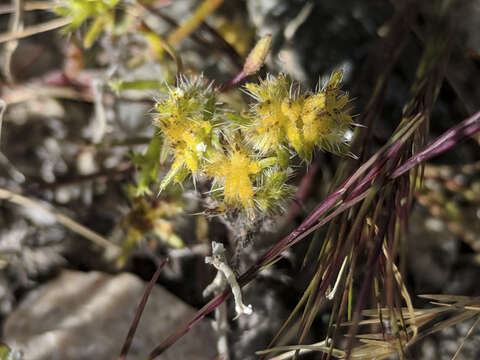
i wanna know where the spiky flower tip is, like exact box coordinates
[301,70,353,156]
[245,69,353,162]
[244,74,294,154]
[154,76,220,192]
[254,168,294,214]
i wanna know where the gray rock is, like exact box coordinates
[3,270,216,360]
[407,207,458,293]
[246,0,388,86]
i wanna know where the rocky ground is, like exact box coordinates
[0,1,479,359]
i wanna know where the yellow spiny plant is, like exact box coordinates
[116,192,184,267]
[203,140,261,212]
[153,76,221,192]
[245,70,354,162]
[137,70,353,224]
[54,0,120,48]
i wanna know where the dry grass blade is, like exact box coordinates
[334,295,480,359]
[0,1,54,15]
[358,307,450,327]
[256,340,344,360]
[420,310,479,340]
[452,315,480,360]
[119,259,168,360]
[2,84,94,105]
[348,342,403,360]
[0,99,5,145]
[0,16,71,43]
[2,0,24,83]
[167,0,223,45]
[382,244,418,340]
[0,187,119,252]
[418,294,479,303]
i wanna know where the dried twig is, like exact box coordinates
[167,0,224,45]
[0,187,120,253]
[0,16,71,43]
[119,258,168,360]
[0,99,5,146]
[2,0,24,83]
[91,78,107,144]
[0,1,53,15]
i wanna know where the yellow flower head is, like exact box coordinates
[145,71,353,221]
[304,70,353,153]
[55,0,119,28]
[245,70,352,161]
[204,142,260,211]
[154,76,219,182]
[245,74,291,153]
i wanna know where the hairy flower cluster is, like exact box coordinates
[55,0,119,28]
[116,195,184,267]
[153,77,220,190]
[145,72,352,220]
[245,70,353,161]
[55,0,120,48]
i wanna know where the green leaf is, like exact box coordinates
[109,79,163,95]
[135,136,163,196]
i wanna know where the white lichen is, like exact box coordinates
[204,242,253,318]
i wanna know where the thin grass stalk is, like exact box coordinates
[166,0,223,45]
[0,188,119,251]
[299,184,383,343]
[350,0,421,163]
[383,245,418,341]
[344,196,389,358]
[143,4,242,71]
[373,276,385,341]
[0,16,71,43]
[262,275,317,359]
[146,108,480,358]
[301,228,323,270]
[325,259,354,360]
[391,110,480,178]
[119,258,168,360]
[451,315,480,360]
[299,261,326,333]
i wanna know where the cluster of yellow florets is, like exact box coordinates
[55,0,120,47]
[245,70,353,162]
[55,0,118,27]
[153,77,220,191]
[144,71,352,220]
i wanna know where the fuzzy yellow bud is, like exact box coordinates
[243,34,272,76]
